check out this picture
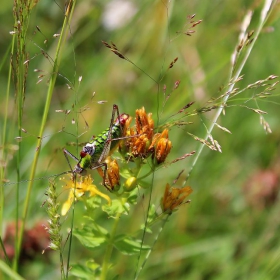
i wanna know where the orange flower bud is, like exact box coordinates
[161,183,192,214]
[154,129,172,164]
[155,137,172,164]
[106,157,120,190]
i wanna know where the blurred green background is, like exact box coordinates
[1,0,280,279]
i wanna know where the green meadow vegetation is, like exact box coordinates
[1,0,280,279]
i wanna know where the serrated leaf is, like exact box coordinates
[114,234,150,255]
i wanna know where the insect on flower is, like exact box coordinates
[63,104,130,190]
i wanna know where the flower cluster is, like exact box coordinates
[121,107,154,158]
[60,106,174,214]
[121,107,172,165]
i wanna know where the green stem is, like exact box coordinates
[0,260,24,280]
[135,216,169,279]
[137,168,155,181]
[13,0,32,270]
[100,197,127,280]
[0,40,14,241]
[17,0,76,261]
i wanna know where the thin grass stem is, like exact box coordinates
[17,0,76,264]
[186,0,277,182]
[135,215,169,279]
[0,40,14,237]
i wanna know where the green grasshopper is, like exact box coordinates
[63,104,129,189]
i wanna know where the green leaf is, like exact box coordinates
[70,264,92,279]
[73,222,109,248]
[114,234,150,255]
[70,261,100,279]
[140,204,158,233]
[85,196,102,210]
[102,198,130,217]
[126,188,138,205]
[147,204,157,223]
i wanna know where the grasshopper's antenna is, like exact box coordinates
[3,171,72,186]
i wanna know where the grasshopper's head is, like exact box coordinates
[116,113,129,126]
[74,149,92,174]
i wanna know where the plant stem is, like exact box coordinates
[0,41,14,239]
[135,216,169,279]
[13,0,32,269]
[100,197,126,280]
[17,0,76,262]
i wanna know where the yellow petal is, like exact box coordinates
[61,189,75,216]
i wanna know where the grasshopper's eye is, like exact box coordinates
[80,151,87,158]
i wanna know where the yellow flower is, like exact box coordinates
[61,175,111,216]
[161,183,192,214]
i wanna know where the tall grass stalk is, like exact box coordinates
[186,0,277,182]
[17,0,77,268]
[0,42,14,236]
[0,259,24,280]
[13,0,33,270]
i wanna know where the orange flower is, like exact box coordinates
[149,129,172,164]
[135,107,154,140]
[120,107,172,165]
[106,157,120,189]
[97,156,121,191]
[155,129,172,164]
[161,183,192,214]
[125,107,154,158]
